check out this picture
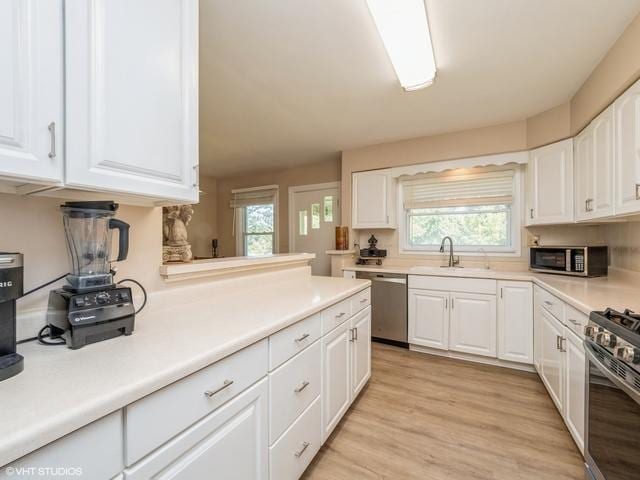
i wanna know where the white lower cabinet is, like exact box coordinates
[497,281,533,364]
[321,320,352,442]
[564,328,585,454]
[449,292,497,357]
[534,286,586,454]
[408,289,449,350]
[123,379,269,480]
[270,397,322,480]
[539,307,565,411]
[351,307,372,398]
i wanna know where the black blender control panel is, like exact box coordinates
[70,288,131,310]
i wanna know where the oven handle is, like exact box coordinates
[585,342,640,405]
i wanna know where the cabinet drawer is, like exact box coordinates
[269,396,321,480]
[535,286,565,321]
[321,298,352,334]
[351,288,371,314]
[565,304,588,337]
[125,339,268,465]
[124,379,268,480]
[1,412,123,480]
[269,340,321,444]
[269,313,321,371]
[409,275,496,295]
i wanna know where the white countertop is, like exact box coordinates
[0,272,369,467]
[344,265,640,315]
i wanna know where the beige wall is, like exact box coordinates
[525,102,571,149]
[187,175,218,258]
[216,158,341,257]
[571,13,640,134]
[1,193,165,316]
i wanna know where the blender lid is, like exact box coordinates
[61,201,119,212]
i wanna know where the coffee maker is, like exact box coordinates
[47,201,136,349]
[0,253,24,381]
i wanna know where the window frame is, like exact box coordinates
[398,167,522,257]
[234,188,279,256]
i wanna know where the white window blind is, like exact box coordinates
[229,185,278,208]
[402,170,514,209]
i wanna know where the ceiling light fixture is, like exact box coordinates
[366,0,436,92]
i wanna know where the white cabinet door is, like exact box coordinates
[65,0,199,203]
[0,0,64,184]
[575,106,615,221]
[352,169,395,228]
[539,308,564,412]
[350,307,371,399]
[449,293,497,358]
[591,107,615,218]
[497,281,533,364]
[574,124,594,221]
[321,321,351,442]
[527,139,574,225]
[533,300,543,374]
[614,77,640,215]
[408,289,449,350]
[124,379,268,480]
[564,328,585,454]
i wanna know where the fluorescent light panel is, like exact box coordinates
[367,0,436,91]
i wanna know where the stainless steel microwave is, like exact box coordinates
[529,246,608,277]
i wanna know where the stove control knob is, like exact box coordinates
[584,325,599,338]
[615,346,640,364]
[595,332,617,348]
[96,292,110,305]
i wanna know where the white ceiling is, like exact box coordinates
[199,0,640,177]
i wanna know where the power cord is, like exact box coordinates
[117,278,148,314]
[22,272,68,297]
[36,325,66,346]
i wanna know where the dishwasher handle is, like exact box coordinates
[368,277,406,285]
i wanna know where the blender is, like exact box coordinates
[47,201,136,349]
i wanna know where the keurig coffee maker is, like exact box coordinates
[0,253,24,381]
[47,201,136,349]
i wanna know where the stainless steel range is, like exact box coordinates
[584,308,640,480]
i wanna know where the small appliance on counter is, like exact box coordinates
[529,245,608,277]
[0,253,24,381]
[47,201,136,349]
[584,307,640,480]
[356,235,387,266]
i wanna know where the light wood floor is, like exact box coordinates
[303,343,585,480]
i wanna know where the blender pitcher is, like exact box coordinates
[61,201,130,291]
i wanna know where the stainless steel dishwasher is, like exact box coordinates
[355,271,407,347]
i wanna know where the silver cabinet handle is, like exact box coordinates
[559,337,566,352]
[335,312,346,319]
[354,327,358,341]
[204,379,234,397]
[500,288,503,299]
[445,298,448,309]
[544,300,553,306]
[192,164,199,188]
[530,208,534,219]
[294,441,310,458]
[349,328,355,342]
[556,335,561,350]
[294,333,310,343]
[568,318,581,326]
[48,122,56,158]
[636,184,640,200]
[360,298,368,303]
[451,298,454,309]
[294,381,310,393]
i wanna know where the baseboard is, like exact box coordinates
[409,344,536,372]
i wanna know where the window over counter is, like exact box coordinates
[231,185,279,256]
[399,167,522,255]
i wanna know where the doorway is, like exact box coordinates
[289,182,340,276]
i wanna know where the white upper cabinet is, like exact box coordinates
[352,169,396,228]
[614,77,640,216]
[0,0,64,184]
[527,139,574,225]
[64,0,199,203]
[575,106,614,221]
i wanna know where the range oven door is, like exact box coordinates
[585,340,640,480]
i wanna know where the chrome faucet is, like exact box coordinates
[439,236,459,267]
